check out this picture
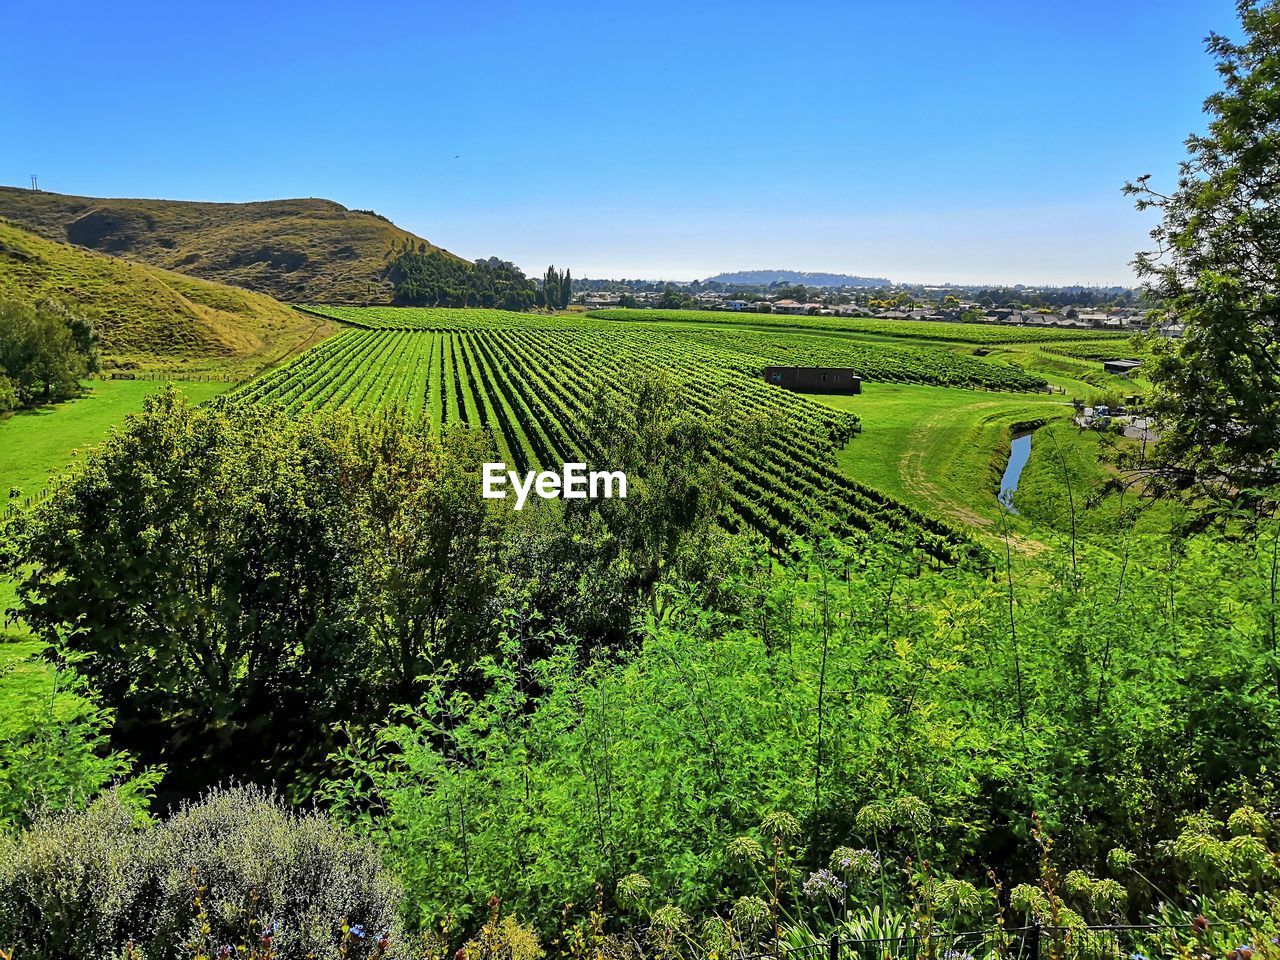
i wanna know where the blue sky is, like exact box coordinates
[3,1,1238,285]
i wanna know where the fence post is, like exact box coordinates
[828,933,839,960]
[1028,923,1041,960]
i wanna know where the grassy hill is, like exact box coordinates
[0,186,460,304]
[0,220,336,375]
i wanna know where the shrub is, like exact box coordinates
[0,372,16,413]
[0,659,156,832]
[0,784,403,959]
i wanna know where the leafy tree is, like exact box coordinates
[7,390,369,799]
[0,374,16,414]
[656,286,693,309]
[341,414,506,702]
[0,298,100,407]
[1125,0,1280,499]
[387,250,537,311]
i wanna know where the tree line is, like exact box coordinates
[384,242,574,312]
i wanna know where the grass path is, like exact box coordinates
[813,383,1075,545]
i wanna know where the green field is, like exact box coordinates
[0,378,233,504]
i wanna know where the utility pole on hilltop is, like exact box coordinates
[30,174,38,190]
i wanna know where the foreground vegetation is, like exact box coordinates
[3,421,1279,954]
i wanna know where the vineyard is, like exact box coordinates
[235,312,993,563]
[1037,337,1152,360]
[584,307,1135,345]
[299,306,1052,391]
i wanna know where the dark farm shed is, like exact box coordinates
[1102,359,1142,377]
[763,366,862,394]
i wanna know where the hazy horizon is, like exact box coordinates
[4,0,1238,288]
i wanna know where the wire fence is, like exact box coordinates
[100,371,234,382]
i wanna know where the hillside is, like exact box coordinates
[0,220,336,375]
[0,186,460,304]
[703,268,891,287]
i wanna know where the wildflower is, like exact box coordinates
[1129,953,1150,960]
[1063,869,1092,897]
[727,836,765,866]
[760,811,801,841]
[935,878,983,915]
[350,925,366,940]
[943,951,975,960]
[1107,847,1136,872]
[830,846,880,878]
[1089,878,1126,915]
[650,903,691,935]
[699,918,733,956]
[801,868,847,903]
[731,896,770,937]
[616,873,652,909]
[891,795,932,831]
[1009,883,1048,916]
[854,801,891,833]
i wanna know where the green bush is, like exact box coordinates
[0,784,403,959]
[0,659,156,832]
[0,372,16,413]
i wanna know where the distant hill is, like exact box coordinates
[0,186,461,304]
[703,269,891,288]
[0,220,336,375]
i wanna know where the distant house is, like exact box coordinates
[763,366,862,394]
[725,300,749,311]
[772,299,806,315]
[1103,359,1143,377]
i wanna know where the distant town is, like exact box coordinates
[570,273,1172,335]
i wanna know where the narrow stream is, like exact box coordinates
[998,432,1033,514]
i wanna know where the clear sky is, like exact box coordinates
[3,0,1239,286]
